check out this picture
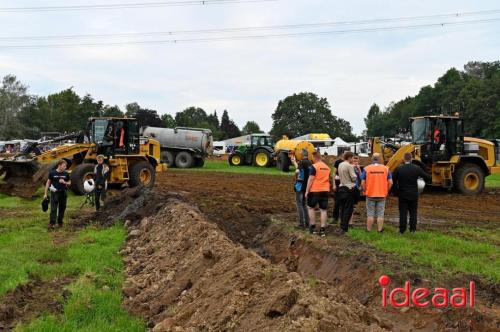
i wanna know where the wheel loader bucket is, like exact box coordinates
[0,160,47,198]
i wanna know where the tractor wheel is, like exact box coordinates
[228,153,244,166]
[277,151,291,172]
[70,163,95,195]
[454,163,484,195]
[129,161,156,188]
[175,152,194,168]
[253,150,271,167]
[195,158,205,167]
[161,150,176,168]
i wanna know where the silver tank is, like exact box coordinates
[141,127,213,155]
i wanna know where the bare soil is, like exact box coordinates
[0,275,73,331]
[144,171,500,331]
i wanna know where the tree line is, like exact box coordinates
[365,61,500,138]
[0,75,356,142]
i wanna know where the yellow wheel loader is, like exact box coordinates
[0,117,166,198]
[371,115,500,195]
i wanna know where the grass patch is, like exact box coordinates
[173,159,293,176]
[18,226,145,332]
[348,226,500,283]
[486,173,500,188]
[0,193,146,331]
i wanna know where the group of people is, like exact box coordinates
[293,150,431,237]
[44,155,109,229]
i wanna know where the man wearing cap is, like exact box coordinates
[94,155,110,211]
[291,149,312,229]
[360,153,393,233]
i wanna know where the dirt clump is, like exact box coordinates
[0,274,73,331]
[122,198,388,332]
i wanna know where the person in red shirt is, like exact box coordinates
[305,152,331,237]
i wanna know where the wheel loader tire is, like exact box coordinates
[161,150,176,168]
[228,152,244,166]
[195,158,205,167]
[278,151,290,172]
[129,161,155,188]
[454,163,484,195]
[175,151,194,168]
[253,150,271,167]
[70,163,95,195]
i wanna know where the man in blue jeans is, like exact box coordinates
[292,150,311,229]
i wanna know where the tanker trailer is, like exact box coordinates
[274,137,315,172]
[141,127,213,168]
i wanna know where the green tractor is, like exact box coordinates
[228,134,274,167]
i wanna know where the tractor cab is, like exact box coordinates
[250,134,274,148]
[410,115,464,163]
[86,117,141,156]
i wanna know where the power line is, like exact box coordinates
[0,0,276,12]
[1,18,498,49]
[1,8,499,41]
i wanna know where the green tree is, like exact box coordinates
[241,121,263,135]
[161,113,176,128]
[365,61,500,138]
[219,110,241,139]
[270,92,354,140]
[175,107,208,127]
[102,105,124,117]
[0,75,30,139]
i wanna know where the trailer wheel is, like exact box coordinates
[70,163,95,195]
[129,161,155,188]
[454,163,484,195]
[161,150,176,168]
[277,151,291,172]
[175,152,194,168]
[195,158,205,167]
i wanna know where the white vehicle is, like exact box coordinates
[213,141,227,156]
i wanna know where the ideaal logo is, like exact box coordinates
[379,275,475,308]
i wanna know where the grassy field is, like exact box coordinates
[486,173,500,188]
[348,226,500,283]
[0,194,145,332]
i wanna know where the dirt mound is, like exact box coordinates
[0,274,73,331]
[70,186,182,228]
[121,199,388,332]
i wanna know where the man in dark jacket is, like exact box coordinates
[392,152,432,234]
[94,155,110,211]
[44,159,71,229]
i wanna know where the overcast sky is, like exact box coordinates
[0,0,499,134]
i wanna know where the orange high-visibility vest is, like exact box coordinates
[364,163,390,198]
[310,161,331,192]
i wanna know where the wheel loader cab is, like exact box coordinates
[88,118,140,156]
[411,116,464,164]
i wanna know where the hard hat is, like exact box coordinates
[417,178,426,194]
[84,179,95,193]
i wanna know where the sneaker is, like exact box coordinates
[319,228,326,237]
[48,224,55,231]
[378,228,384,233]
[57,223,63,228]
[309,225,317,235]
